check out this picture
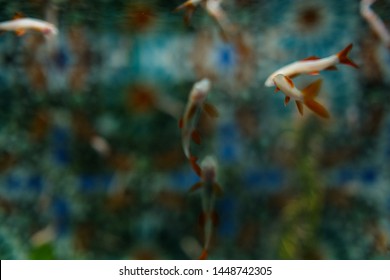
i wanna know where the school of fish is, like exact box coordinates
[2,0,382,259]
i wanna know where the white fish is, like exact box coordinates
[174,0,204,25]
[360,0,390,47]
[179,78,218,176]
[175,0,233,38]
[273,74,330,119]
[0,15,58,36]
[265,44,358,87]
[189,156,222,260]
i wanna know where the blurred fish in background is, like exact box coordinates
[0,0,390,260]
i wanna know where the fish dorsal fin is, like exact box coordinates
[296,101,304,116]
[203,102,219,118]
[304,99,330,119]
[301,56,320,61]
[13,12,25,20]
[302,79,322,99]
[284,96,290,106]
[285,76,294,88]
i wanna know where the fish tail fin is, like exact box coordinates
[303,98,330,119]
[199,249,208,260]
[338,44,359,68]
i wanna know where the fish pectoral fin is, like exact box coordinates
[309,71,320,75]
[295,101,304,116]
[284,96,290,106]
[189,182,203,193]
[190,156,202,177]
[274,86,280,93]
[212,183,223,196]
[302,79,322,98]
[15,29,26,36]
[191,130,201,145]
[304,98,330,119]
[203,102,219,118]
[301,56,320,61]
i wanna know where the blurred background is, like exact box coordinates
[0,0,390,259]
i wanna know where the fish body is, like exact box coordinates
[174,0,204,24]
[179,78,219,178]
[204,0,233,39]
[175,0,232,38]
[180,78,211,160]
[273,74,330,119]
[265,44,358,87]
[361,0,390,47]
[189,156,222,260]
[0,17,58,36]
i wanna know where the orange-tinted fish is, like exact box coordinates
[273,74,330,119]
[189,156,222,260]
